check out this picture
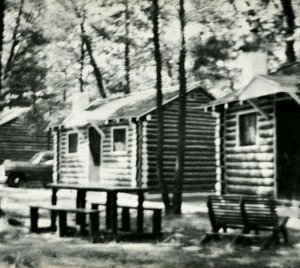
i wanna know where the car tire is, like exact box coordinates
[8,174,26,188]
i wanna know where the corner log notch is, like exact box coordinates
[247,99,269,119]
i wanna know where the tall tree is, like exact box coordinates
[280,0,296,63]
[172,0,187,215]
[0,0,5,99]
[79,11,86,93]
[4,0,24,80]
[72,1,107,98]
[124,0,130,94]
[152,0,171,212]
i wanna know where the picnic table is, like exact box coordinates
[46,183,150,235]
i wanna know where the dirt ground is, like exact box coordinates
[0,186,300,268]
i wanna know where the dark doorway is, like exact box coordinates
[277,99,300,200]
[88,127,101,182]
[89,127,101,166]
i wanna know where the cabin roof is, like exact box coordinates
[204,74,300,108]
[62,82,217,128]
[0,107,30,126]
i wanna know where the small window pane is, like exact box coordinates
[68,133,78,153]
[113,128,126,152]
[239,113,257,146]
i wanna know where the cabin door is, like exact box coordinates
[276,99,300,200]
[88,127,101,183]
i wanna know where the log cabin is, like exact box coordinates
[203,52,300,201]
[52,83,218,192]
[0,107,51,163]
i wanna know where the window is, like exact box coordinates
[112,128,127,152]
[68,133,78,153]
[189,92,197,100]
[239,113,257,146]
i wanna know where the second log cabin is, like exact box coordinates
[52,83,218,193]
[203,52,300,202]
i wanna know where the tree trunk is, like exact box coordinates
[280,0,296,63]
[79,13,86,93]
[152,0,171,212]
[80,24,107,99]
[124,0,130,94]
[4,0,24,79]
[73,3,106,99]
[172,0,187,215]
[0,0,5,99]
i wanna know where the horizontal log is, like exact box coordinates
[225,145,273,154]
[227,169,274,178]
[226,185,274,196]
[226,161,274,169]
[226,177,274,186]
[226,153,273,162]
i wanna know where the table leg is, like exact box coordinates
[51,189,57,231]
[110,191,118,234]
[106,192,112,229]
[137,192,144,233]
[51,189,57,205]
[76,190,86,224]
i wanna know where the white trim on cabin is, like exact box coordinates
[66,130,80,155]
[235,109,260,149]
[111,126,129,154]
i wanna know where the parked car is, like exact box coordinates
[0,151,53,187]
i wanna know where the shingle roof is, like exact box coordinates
[63,82,216,128]
[0,107,30,126]
[203,74,300,108]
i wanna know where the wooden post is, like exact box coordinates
[51,189,57,205]
[58,210,67,237]
[79,212,87,235]
[89,212,100,242]
[121,207,131,232]
[152,209,162,236]
[51,189,57,231]
[106,192,112,229]
[110,191,118,234]
[137,192,144,233]
[50,210,57,232]
[30,207,39,233]
[76,190,86,224]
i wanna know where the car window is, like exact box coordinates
[31,153,43,164]
[40,154,53,163]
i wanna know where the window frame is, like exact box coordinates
[67,131,79,155]
[236,110,259,148]
[111,126,128,153]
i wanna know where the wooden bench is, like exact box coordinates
[201,195,289,249]
[30,205,100,241]
[200,195,245,244]
[91,202,162,237]
[239,196,288,249]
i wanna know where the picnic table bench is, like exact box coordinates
[201,195,289,250]
[30,205,100,241]
[91,202,162,237]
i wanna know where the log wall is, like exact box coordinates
[145,89,217,192]
[99,122,136,187]
[222,97,275,196]
[59,128,89,184]
[0,118,50,163]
